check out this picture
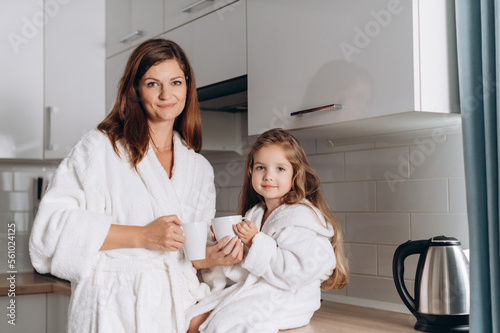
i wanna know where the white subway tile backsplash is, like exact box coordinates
[378,245,418,280]
[345,147,409,181]
[14,212,31,233]
[322,182,376,212]
[0,212,14,233]
[347,275,404,303]
[308,153,344,182]
[409,142,465,179]
[215,187,229,211]
[0,192,31,211]
[411,213,469,249]
[297,137,316,155]
[0,171,13,191]
[346,213,410,245]
[346,243,377,275]
[228,187,241,213]
[377,179,448,213]
[212,160,245,188]
[317,139,374,154]
[14,171,37,191]
[449,178,467,213]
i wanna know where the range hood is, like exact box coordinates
[197,75,247,113]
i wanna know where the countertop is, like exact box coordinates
[1,272,416,332]
[0,272,71,297]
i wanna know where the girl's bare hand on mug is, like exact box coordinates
[141,215,185,251]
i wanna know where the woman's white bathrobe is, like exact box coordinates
[29,129,216,333]
[186,202,336,333]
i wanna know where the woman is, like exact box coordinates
[29,39,243,332]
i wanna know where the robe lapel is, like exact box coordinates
[136,145,183,221]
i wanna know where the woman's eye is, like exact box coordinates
[172,80,183,86]
[146,82,158,87]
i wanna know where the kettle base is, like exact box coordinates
[415,314,469,333]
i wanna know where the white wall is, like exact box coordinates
[208,123,468,311]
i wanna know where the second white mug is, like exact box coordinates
[211,215,247,243]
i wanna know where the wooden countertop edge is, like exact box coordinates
[0,272,71,297]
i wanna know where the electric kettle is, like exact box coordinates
[393,236,470,332]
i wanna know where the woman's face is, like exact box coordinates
[138,59,187,126]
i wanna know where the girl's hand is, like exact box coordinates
[192,236,244,269]
[141,215,185,251]
[233,220,258,247]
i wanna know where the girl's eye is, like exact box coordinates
[278,167,286,172]
[255,166,264,171]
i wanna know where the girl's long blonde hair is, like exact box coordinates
[238,128,348,290]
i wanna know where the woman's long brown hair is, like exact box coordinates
[238,128,349,290]
[98,39,202,168]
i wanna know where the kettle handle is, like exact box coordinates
[392,239,430,315]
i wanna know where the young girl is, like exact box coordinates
[186,128,348,332]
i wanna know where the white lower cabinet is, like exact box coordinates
[247,0,460,139]
[0,294,47,332]
[0,293,70,333]
[46,293,70,333]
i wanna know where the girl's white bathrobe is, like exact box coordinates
[186,201,336,333]
[29,129,216,333]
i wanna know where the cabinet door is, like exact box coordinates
[247,0,457,137]
[163,0,246,88]
[0,294,47,332]
[0,0,44,159]
[164,0,238,33]
[106,49,134,114]
[44,0,105,159]
[46,293,70,333]
[106,0,164,57]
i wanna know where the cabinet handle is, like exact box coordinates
[119,30,143,43]
[45,106,58,151]
[182,0,214,13]
[290,104,346,116]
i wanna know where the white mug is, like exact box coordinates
[181,222,207,261]
[211,215,248,244]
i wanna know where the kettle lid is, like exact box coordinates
[430,235,461,246]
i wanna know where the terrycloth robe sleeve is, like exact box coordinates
[29,134,113,283]
[240,205,335,290]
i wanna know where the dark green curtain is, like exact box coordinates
[455,0,500,332]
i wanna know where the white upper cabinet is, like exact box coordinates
[106,0,164,57]
[0,0,44,159]
[247,0,460,138]
[0,0,105,160]
[45,0,106,159]
[164,0,239,33]
[162,0,246,88]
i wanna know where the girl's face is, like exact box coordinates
[251,144,293,210]
[138,59,187,126]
